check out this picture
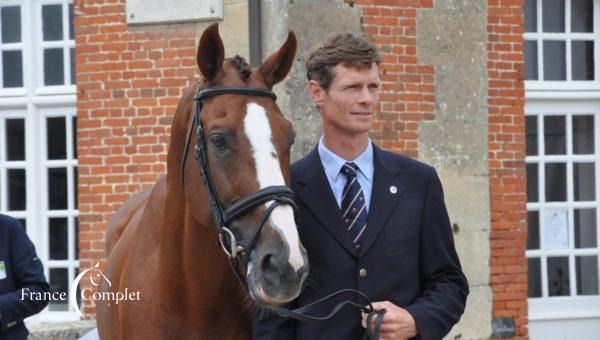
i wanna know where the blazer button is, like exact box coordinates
[359,268,367,277]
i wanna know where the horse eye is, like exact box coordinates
[210,134,226,148]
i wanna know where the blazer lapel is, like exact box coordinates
[294,148,358,258]
[361,146,403,255]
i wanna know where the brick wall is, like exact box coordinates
[351,0,435,158]
[74,0,198,315]
[487,0,528,337]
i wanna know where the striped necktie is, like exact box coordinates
[340,162,368,251]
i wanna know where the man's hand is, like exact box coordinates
[361,301,418,340]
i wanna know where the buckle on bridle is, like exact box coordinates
[219,227,244,259]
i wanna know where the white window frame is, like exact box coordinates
[524,0,600,91]
[0,0,78,323]
[0,108,28,218]
[35,0,75,95]
[525,99,600,321]
[0,0,27,97]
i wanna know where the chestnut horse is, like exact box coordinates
[96,23,308,339]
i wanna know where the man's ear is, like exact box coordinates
[308,80,325,107]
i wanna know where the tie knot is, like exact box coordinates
[341,162,358,178]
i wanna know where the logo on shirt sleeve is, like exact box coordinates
[0,261,6,280]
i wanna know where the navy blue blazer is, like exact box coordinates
[0,214,50,340]
[254,145,468,340]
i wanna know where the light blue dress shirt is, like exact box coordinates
[317,137,374,212]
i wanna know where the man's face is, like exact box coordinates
[310,62,380,138]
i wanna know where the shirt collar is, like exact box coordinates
[318,137,374,182]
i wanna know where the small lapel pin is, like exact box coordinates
[389,186,397,194]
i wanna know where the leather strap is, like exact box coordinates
[268,289,386,340]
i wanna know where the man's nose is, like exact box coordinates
[358,87,375,105]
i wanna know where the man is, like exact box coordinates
[0,214,50,340]
[254,33,468,340]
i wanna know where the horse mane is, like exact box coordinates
[226,55,252,79]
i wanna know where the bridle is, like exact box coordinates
[181,85,299,289]
[181,84,385,339]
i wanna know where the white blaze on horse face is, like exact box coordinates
[244,102,305,272]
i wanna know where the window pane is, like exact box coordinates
[528,257,542,298]
[42,4,63,41]
[6,118,25,161]
[525,0,537,32]
[525,40,539,80]
[548,257,570,296]
[543,0,565,32]
[8,169,26,210]
[544,116,566,155]
[575,209,597,248]
[44,48,65,86]
[526,116,538,155]
[576,256,599,295]
[527,210,540,249]
[69,3,74,39]
[49,268,68,311]
[545,163,567,202]
[573,115,594,154]
[527,163,539,202]
[72,116,77,158]
[49,218,68,260]
[48,168,68,210]
[571,0,593,32]
[2,50,23,88]
[574,163,595,201]
[572,41,594,81]
[1,6,21,43]
[70,48,76,84]
[543,41,566,80]
[47,117,66,159]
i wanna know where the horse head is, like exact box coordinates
[181,23,308,306]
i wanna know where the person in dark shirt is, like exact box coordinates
[0,214,50,340]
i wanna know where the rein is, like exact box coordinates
[181,85,385,339]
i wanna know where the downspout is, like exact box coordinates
[248,0,262,67]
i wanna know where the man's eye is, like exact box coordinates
[210,134,226,148]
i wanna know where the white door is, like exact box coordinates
[524,0,600,338]
[0,0,79,322]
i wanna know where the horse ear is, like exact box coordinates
[259,31,297,88]
[197,23,224,80]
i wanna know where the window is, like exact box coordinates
[525,2,600,336]
[40,1,75,89]
[524,0,599,90]
[0,0,78,322]
[43,109,79,314]
[0,3,24,94]
[0,114,28,229]
[525,102,600,322]
[36,0,75,95]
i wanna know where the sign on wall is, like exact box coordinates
[126,0,223,25]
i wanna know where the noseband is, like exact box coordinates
[181,85,299,289]
[181,85,385,340]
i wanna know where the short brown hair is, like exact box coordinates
[306,32,380,90]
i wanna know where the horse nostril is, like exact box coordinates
[260,253,285,288]
[261,254,279,276]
